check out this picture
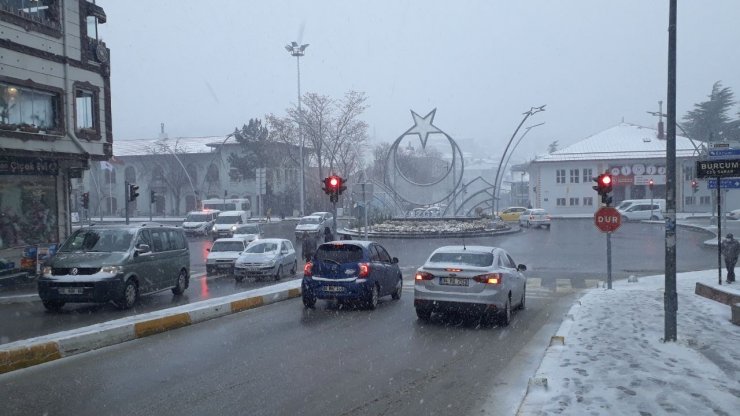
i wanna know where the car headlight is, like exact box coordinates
[231,225,237,231]
[212,226,217,232]
[42,266,52,277]
[266,259,276,267]
[101,265,123,274]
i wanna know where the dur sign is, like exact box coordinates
[696,159,740,179]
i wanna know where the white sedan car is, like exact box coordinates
[233,238,297,282]
[414,245,527,326]
[206,238,249,276]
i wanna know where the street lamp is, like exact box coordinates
[285,41,309,216]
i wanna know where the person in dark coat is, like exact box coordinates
[301,231,317,263]
[721,233,739,283]
[323,226,334,243]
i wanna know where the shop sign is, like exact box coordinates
[0,157,60,176]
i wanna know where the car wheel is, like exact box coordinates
[391,276,402,300]
[172,269,188,295]
[415,307,432,321]
[367,284,379,310]
[274,265,283,281]
[117,279,139,309]
[290,260,297,275]
[42,300,64,312]
[499,297,511,326]
[302,291,316,308]
[518,287,526,310]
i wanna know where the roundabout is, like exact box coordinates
[339,217,517,239]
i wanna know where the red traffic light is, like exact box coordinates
[600,175,612,186]
[329,177,339,188]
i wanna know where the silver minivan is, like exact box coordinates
[37,224,190,311]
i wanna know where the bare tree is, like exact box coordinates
[325,91,369,175]
[144,139,193,215]
[288,92,332,185]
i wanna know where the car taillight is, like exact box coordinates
[473,273,503,284]
[358,263,370,278]
[415,271,434,281]
[303,262,313,277]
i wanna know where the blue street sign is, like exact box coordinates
[708,148,740,158]
[707,178,740,189]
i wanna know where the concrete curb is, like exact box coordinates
[339,227,518,239]
[0,280,302,375]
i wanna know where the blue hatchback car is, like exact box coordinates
[301,241,403,309]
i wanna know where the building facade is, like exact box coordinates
[528,123,716,215]
[0,1,111,260]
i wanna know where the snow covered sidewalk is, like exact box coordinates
[518,271,740,415]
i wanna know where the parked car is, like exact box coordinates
[413,245,527,326]
[726,209,740,220]
[181,209,220,237]
[211,210,250,240]
[518,208,551,229]
[301,241,402,310]
[618,203,663,221]
[498,207,528,221]
[37,224,190,311]
[233,238,297,282]
[295,215,326,240]
[232,223,264,244]
[206,238,249,276]
[615,199,666,213]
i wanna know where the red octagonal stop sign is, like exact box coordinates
[594,207,622,233]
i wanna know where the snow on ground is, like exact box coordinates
[518,270,740,416]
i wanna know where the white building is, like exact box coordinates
[528,123,714,215]
[0,1,111,261]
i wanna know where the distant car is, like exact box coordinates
[618,203,663,221]
[211,210,250,240]
[232,223,263,244]
[414,245,527,326]
[726,209,740,220]
[206,238,249,276]
[519,209,551,229]
[233,238,297,282]
[182,210,220,237]
[498,207,528,221]
[301,241,402,310]
[295,215,325,240]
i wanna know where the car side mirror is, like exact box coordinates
[517,264,527,272]
[392,257,399,264]
[136,244,151,254]
[206,248,211,252]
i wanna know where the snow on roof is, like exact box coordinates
[534,123,703,163]
[113,135,236,157]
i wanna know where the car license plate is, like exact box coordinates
[59,287,83,295]
[440,277,469,286]
[324,286,345,292]
[217,264,231,269]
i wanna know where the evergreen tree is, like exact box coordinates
[228,118,273,181]
[682,81,736,142]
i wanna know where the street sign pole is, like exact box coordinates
[717,176,722,286]
[607,232,612,289]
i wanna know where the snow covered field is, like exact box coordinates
[518,271,740,416]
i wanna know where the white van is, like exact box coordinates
[212,210,250,240]
[182,210,220,237]
[615,199,665,212]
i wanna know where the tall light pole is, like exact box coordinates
[492,105,546,215]
[286,41,309,216]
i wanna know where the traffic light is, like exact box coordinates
[150,190,156,204]
[81,192,90,209]
[592,173,613,206]
[648,178,654,190]
[691,179,699,193]
[128,183,140,202]
[323,175,346,203]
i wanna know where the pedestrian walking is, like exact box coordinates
[721,233,739,283]
[301,231,317,263]
[266,207,272,223]
[323,226,334,243]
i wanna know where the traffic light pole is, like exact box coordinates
[607,231,613,289]
[717,177,722,286]
[664,0,678,342]
[124,181,130,225]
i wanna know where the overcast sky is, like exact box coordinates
[98,0,740,162]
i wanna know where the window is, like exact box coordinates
[556,169,565,184]
[584,197,593,206]
[206,164,220,184]
[0,81,59,131]
[75,90,94,130]
[376,245,392,263]
[700,196,710,205]
[0,0,61,35]
[570,169,580,183]
[684,196,695,205]
[556,198,566,206]
[569,197,579,206]
[582,169,593,183]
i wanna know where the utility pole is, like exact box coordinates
[664,0,678,342]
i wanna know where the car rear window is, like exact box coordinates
[315,244,364,263]
[211,241,244,252]
[428,252,494,267]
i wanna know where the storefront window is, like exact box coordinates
[0,176,58,249]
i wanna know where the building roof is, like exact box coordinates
[533,123,704,163]
[113,136,235,157]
